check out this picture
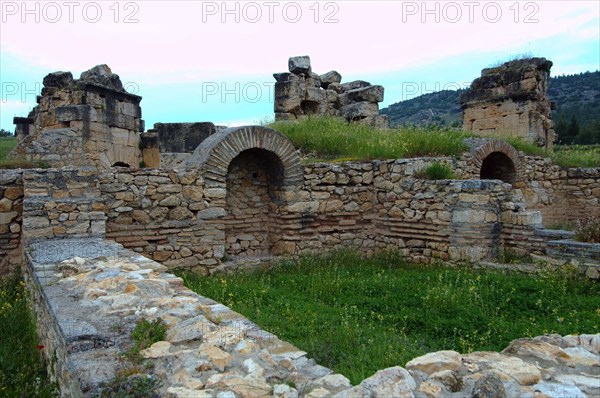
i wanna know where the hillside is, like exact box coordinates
[380,71,600,144]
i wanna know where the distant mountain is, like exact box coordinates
[380,71,600,144]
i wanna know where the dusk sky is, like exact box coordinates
[1,0,599,131]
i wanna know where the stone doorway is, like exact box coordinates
[224,149,284,257]
[480,151,517,184]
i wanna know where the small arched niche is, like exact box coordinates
[224,148,284,258]
[480,151,516,184]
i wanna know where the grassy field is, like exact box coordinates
[269,117,471,162]
[269,117,599,167]
[0,137,16,160]
[181,251,600,384]
[0,274,58,397]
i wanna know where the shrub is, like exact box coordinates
[574,216,600,243]
[422,162,455,180]
[125,318,167,361]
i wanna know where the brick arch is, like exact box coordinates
[465,138,524,184]
[185,125,303,188]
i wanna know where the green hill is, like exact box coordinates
[380,71,600,144]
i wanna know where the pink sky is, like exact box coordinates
[2,1,599,82]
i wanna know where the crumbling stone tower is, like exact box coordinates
[460,58,556,150]
[274,56,389,129]
[11,65,143,169]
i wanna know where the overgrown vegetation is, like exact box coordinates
[0,274,58,397]
[497,247,533,264]
[574,216,600,243]
[181,251,600,384]
[421,162,455,180]
[269,116,470,162]
[124,318,167,362]
[553,145,600,168]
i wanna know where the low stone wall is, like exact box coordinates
[0,169,24,275]
[26,237,600,397]
[546,240,600,278]
[517,158,600,224]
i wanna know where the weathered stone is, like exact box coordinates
[346,85,384,103]
[320,71,342,88]
[406,350,462,375]
[141,341,172,359]
[169,207,193,221]
[359,366,416,398]
[288,56,311,74]
[471,373,506,398]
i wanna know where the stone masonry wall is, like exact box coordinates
[516,159,600,225]
[99,168,225,273]
[21,168,106,242]
[2,157,598,276]
[0,169,24,275]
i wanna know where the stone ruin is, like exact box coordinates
[141,122,222,169]
[274,56,389,129]
[1,60,599,398]
[461,57,556,150]
[11,64,143,169]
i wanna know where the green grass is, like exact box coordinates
[180,251,600,385]
[269,116,470,162]
[0,137,50,169]
[553,145,600,168]
[489,137,600,168]
[0,274,58,397]
[0,137,16,160]
[269,117,599,167]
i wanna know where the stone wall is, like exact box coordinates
[461,58,556,149]
[516,160,600,224]
[2,155,598,277]
[0,169,24,275]
[10,65,143,169]
[99,168,228,272]
[24,236,600,397]
[274,56,389,128]
[21,168,106,242]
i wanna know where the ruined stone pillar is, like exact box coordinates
[461,58,556,150]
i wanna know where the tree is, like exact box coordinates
[0,128,14,137]
[563,115,580,144]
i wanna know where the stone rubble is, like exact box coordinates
[274,56,389,129]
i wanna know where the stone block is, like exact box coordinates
[319,70,342,88]
[346,85,384,103]
[288,55,311,74]
[340,102,379,120]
